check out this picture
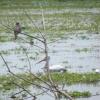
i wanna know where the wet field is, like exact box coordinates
[0,0,100,99]
[0,32,100,100]
[0,33,100,74]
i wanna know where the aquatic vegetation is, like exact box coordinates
[59,91,91,98]
[69,91,91,98]
[62,61,68,64]
[0,0,100,99]
[75,48,91,53]
[0,50,10,55]
[0,72,100,91]
[0,74,35,91]
[42,72,100,84]
[80,35,89,40]
[0,0,100,42]
[0,35,11,42]
[0,0,100,9]
[0,11,100,41]
[54,91,91,99]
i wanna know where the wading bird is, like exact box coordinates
[95,69,100,73]
[49,64,67,72]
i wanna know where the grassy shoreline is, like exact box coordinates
[1,72,97,98]
[0,72,100,91]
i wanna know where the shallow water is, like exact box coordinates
[0,33,100,99]
[0,8,100,16]
[0,82,100,100]
[49,33,100,73]
[0,33,100,74]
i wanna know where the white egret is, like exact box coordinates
[49,64,67,72]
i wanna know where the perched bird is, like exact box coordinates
[14,22,21,40]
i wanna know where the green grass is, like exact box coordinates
[0,0,100,9]
[57,91,91,98]
[0,0,100,42]
[42,72,100,85]
[0,73,36,91]
[69,91,91,98]
[0,11,99,42]
[0,73,92,98]
[0,72,100,91]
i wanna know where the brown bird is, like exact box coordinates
[14,22,21,40]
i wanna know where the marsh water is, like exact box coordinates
[0,83,100,100]
[0,32,100,100]
[0,32,100,74]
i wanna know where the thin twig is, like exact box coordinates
[23,10,45,39]
[0,22,44,43]
[12,81,35,97]
[0,53,51,91]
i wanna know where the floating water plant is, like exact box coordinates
[69,91,91,98]
[75,48,91,53]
